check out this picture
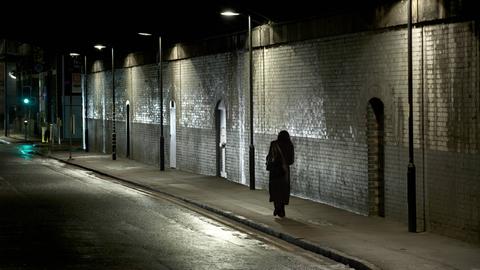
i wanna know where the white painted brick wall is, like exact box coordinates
[86,20,480,243]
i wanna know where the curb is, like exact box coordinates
[36,150,379,270]
[0,136,43,144]
[0,138,12,144]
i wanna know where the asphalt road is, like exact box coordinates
[0,143,351,270]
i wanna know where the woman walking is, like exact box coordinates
[266,130,294,217]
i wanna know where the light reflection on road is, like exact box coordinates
[17,144,35,160]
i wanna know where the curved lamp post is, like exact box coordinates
[138,32,164,171]
[68,52,81,160]
[94,44,116,160]
[84,55,89,152]
[221,10,255,190]
[407,0,416,232]
[68,52,89,153]
[4,61,8,137]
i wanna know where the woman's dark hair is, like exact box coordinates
[277,130,291,143]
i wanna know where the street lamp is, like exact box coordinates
[8,71,16,80]
[221,10,255,190]
[3,62,7,137]
[158,36,164,171]
[68,52,81,160]
[407,0,416,232]
[137,32,165,171]
[95,44,116,160]
[83,55,89,152]
[4,66,16,137]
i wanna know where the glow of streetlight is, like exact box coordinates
[70,52,80,57]
[138,32,152,36]
[94,44,106,50]
[8,71,16,80]
[220,11,240,16]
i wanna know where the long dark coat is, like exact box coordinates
[267,140,294,205]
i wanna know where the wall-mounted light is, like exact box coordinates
[138,32,152,36]
[70,52,80,57]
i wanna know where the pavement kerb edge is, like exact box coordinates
[36,151,380,270]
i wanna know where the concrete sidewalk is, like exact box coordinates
[0,133,42,144]
[3,136,478,270]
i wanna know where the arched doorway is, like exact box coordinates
[367,98,385,217]
[215,100,227,178]
[169,100,176,168]
[126,101,131,158]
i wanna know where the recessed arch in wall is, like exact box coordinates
[170,100,177,169]
[367,97,385,217]
[126,100,131,158]
[215,99,227,178]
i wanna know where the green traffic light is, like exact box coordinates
[23,98,30,104]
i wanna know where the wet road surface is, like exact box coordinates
[0,143,352,270]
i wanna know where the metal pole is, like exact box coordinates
[248,15,255,190]
[69,57,73,160]
[158,36,165,170]
[407,0,417,233]
[20,70,26,141]
[84,55,89,152]
[111,47,116,160]
[4,60,7,137]
[55,55,60,145]
[61,55,65,145]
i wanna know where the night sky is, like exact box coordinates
[1,0,378,53]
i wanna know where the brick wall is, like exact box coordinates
[421,22,480,242]
[86,20,480,243]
